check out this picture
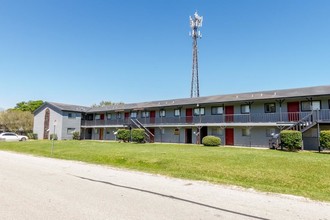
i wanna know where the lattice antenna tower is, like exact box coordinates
[189,11,203,98]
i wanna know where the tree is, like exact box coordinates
[91,101,124,108]
[0,109,33,132]
[14,100,43,113]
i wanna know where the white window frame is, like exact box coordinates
[264,103,276,113]
[174,109,181,117]
[159,110,166,117]
[301,101,321,111]
[242,128,251,136]
[67,128,75,135]
[194,107,205,116]
[241,104,250,114]
[131,112,137,118]
[211,106,223,115]
[142,111,149,118]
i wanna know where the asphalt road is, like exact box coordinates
[0,150,329,220]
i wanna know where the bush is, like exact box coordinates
[72,131,80,140]
[50,134,58,140]
[27,133,38,140]
[116,129,130,142]
[202,135,221,146]
[320,130,330,149]
[280,130,302,151]
[132,129,145,143]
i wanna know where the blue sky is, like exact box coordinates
[1,0,330,109]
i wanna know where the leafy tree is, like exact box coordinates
[14,100,43,113]
[91,101,124,108]
[0,109,33,132]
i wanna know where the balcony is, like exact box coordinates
[81,110,330,127]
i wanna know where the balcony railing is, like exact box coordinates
[81,110,330,127]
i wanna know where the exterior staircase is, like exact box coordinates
[270,110,317,149]
[286,110,317,133]
[130,119,155,143]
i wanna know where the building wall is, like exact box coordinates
[33,104,63,140]
[61,111,82,140]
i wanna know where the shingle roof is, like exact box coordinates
[87,85,330,113]
[47,102,91,112]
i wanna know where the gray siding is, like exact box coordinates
[61,111,82,140]
[33,104,63,140]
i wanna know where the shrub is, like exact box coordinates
[27,133,38,140]
[72,131,80,140]
[132,129,145,143]
[320,130,330,149]
[280,130,302,151]
[116,129,130,142]
[202,135,221,146]
[50,134,58,140]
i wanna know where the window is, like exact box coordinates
[68,112,76,118]
[174,109,181,117]
[194,107,205,115]
[131,112,137,118]
[266,128,276,137]
[142,111,149,118]
[95,114,100,120]
[159,110,166,117]
[241,104,250,114]
[211,106,223,115]
[107,113,112,120]
[211,128,223,136]
[106,128,111,134]
[264,103,276,113]
[242,128,250,136]
[301,101,321,111]
[67,128,75,135]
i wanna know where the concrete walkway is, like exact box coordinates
[0,150,329,220]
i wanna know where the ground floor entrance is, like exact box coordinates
[225,128,234,145]
[185,128,192,144]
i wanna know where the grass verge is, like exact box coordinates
[1,140,329,202]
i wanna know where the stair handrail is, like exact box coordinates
[285,110,314,131]
[130,119,155,138]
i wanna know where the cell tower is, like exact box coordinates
[189,11,203,98]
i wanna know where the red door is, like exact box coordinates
[99,128,104,140]
[225,128,234,145]
[287,102,300,121]
[124,112,129,123]
[186,108,193,123]
[149,128,155,143]
[100,114,105,120]
[150,111,156,123]
[225,106,234,122]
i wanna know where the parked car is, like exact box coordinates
[0,132,29,141]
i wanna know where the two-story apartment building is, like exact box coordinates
[33,85,330,150]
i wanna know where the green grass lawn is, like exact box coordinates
[1,140,329,202]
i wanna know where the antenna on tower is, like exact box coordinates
[189,11,203,98]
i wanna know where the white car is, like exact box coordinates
[0,132,28,141]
